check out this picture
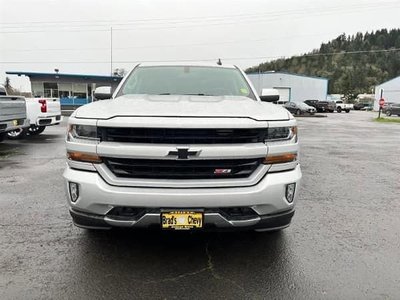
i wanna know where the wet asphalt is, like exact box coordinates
[0,111,399,299]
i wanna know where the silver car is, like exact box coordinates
[284,101,316,115]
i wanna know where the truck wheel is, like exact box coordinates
[386,111,392,117]
[7,128,27,140]
[345,109,350,113]
[296,109,301,115]
[0,132,6,142]
[28,125,46,136]
[337,107,342,113]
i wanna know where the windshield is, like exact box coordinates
[118,66,255,99]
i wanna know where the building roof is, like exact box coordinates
[246,71,328,81]
[6,71,122,82]
[375,75,400,88]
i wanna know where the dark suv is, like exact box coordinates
[385,103,400,116]
[304,100,335,112]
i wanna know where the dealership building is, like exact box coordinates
[374,76,400,110]
[6,71,122,108]
[247,71,329,102]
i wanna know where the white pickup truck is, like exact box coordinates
[7,97,62,139]
[0,85,30,142]
[64,63,301,232]
[333,100,353,113]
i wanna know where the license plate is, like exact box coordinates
[13,120,18,126]
[161,211,203,230]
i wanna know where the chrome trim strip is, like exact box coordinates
[96,142,268,160]
[103,212,261,228]
[67,160,97,172]
[95,163,269,188]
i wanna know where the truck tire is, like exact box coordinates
[0,132,6,142]
[28,125,46,136]
[337,107,342,113]
[345,109,350,113]
[7,128,27,140]
[296,109,301,115]
[386,110,392,117]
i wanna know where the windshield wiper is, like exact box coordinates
[182,93,213,96]
[157,93,214,96]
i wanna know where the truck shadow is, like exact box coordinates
[71,229,302,298]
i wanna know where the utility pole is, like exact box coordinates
[110,26,113,77]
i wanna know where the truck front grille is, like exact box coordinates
[98,127,266,144]
[103,158,262,179]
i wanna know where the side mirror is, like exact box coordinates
[93,86,112,100]
[260,88,280,103]
[259,95,280,102]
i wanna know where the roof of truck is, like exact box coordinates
[138,62,237,68]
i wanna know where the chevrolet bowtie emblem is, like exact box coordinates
[168,148,199,159]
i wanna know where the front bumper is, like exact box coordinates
[0,118,30,133]
[69,207,295,231]
[63,164,302,231]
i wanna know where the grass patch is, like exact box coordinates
[0,148,19,159]
[374,117,400,124]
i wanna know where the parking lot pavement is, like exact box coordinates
[0,111,399,299]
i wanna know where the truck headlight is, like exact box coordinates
[67,125,98,142]
[265,126,297,142]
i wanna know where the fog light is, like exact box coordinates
[286,183,296,203]
[69,182,79,202]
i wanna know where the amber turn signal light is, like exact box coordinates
[263,153,297,164]
[67,151,102,163]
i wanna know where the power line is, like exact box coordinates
[1,1,397,28]
[1,2,399,34]
[1,31,345,53]
[1,48,399,65]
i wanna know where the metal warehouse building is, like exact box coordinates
[247,71,328,102]
[6,71,122,109]
[374,76,400,110]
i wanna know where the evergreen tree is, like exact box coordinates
[246,29,400,98]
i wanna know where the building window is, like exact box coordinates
[72,83,87,99]
[43,82,58,98]
[59,91,70,98]
[72,92,87,98]
[58,83,72,98]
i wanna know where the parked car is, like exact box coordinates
[64,63,301,232]
[360,105,373,111]
[381,102,395,114]
[334,100,353,113]
[0,85,30,142]
[7,97,62,139]
[354,101,373,110]
[276,100,289,106]
[304,100,335,112]
[385,103,400,116]
[284,101,316,115]
[303,99,318,109]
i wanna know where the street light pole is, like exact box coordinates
[110,26,113,77]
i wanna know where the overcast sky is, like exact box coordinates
[1,0,399,91]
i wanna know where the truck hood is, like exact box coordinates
[75,95,290,121]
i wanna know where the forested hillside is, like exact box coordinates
[246,29,400,98]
